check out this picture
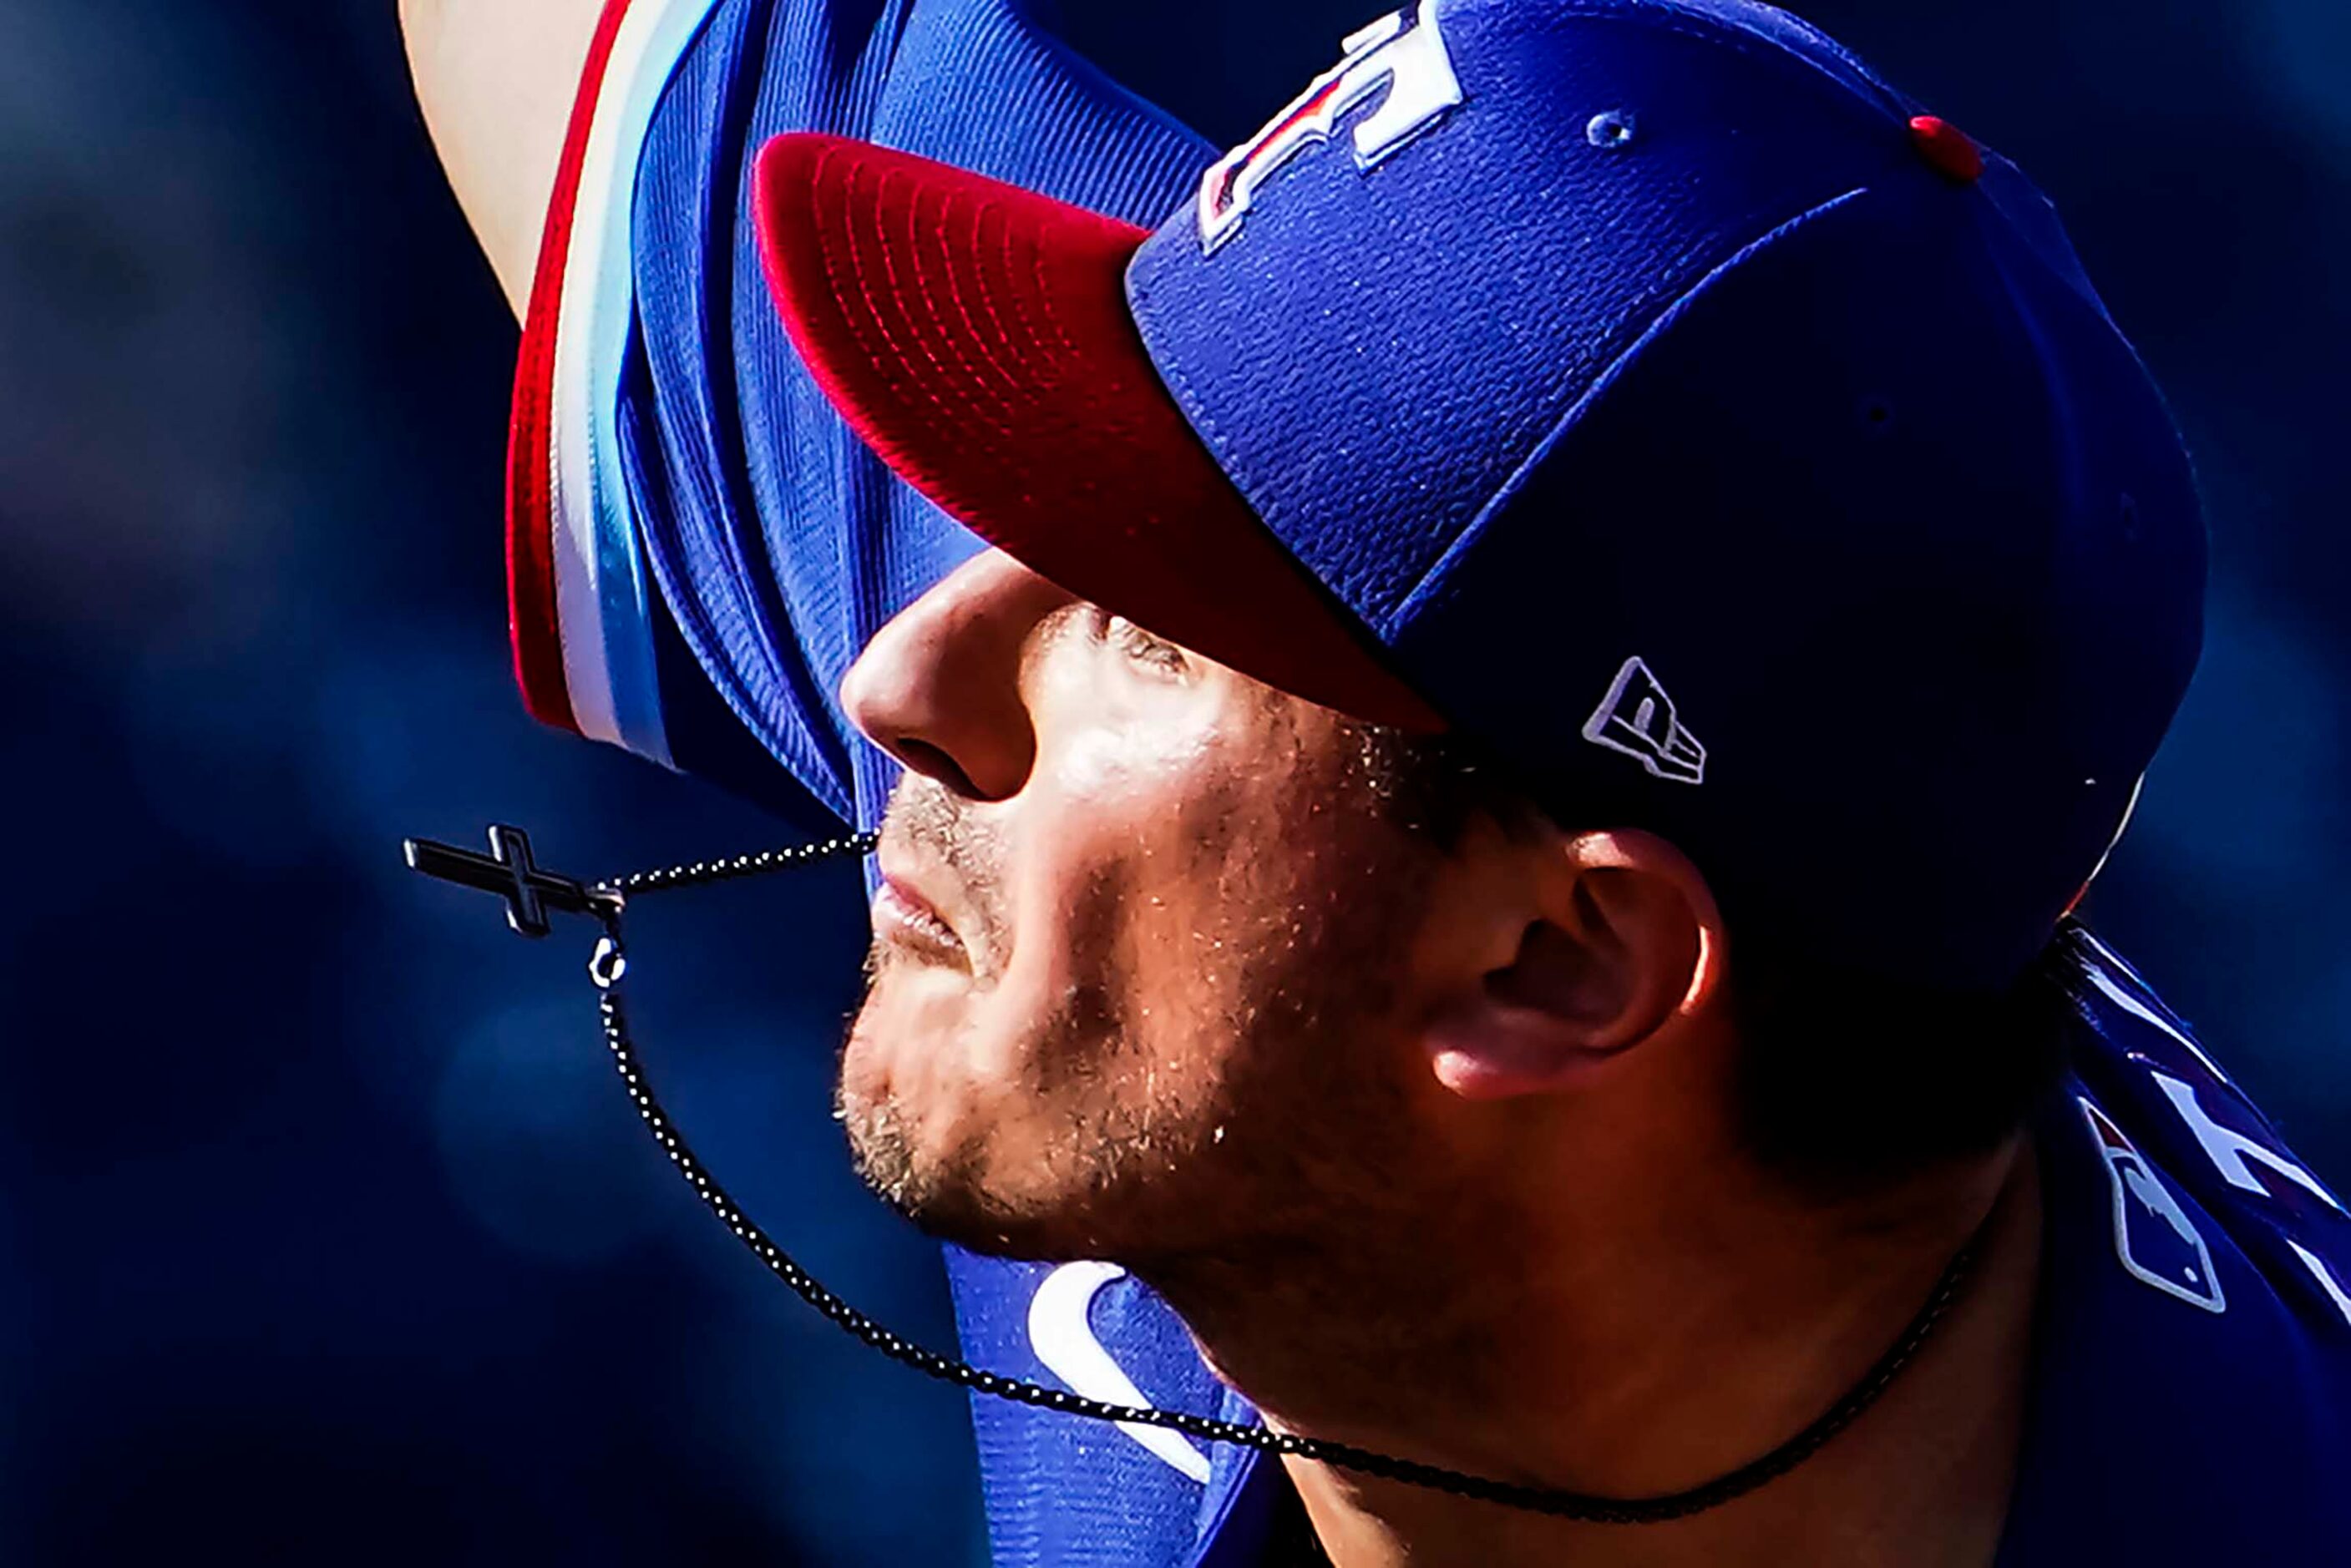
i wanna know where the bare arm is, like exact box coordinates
[398,0,605,317]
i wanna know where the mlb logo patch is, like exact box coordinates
[2082,1097,2226,1313]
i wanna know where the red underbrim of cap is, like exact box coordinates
[751,133,1443,734]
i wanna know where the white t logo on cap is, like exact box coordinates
[1196,0,1463,253]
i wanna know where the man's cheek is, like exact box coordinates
[1045,732,1218,838]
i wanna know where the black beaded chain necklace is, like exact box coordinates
[405,822,1986,1525]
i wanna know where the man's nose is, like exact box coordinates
[839,549,1073,801]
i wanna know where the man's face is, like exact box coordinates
[836,549,1469,1269]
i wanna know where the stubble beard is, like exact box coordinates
[834,713,1475,1291]
[836,812,1444,1277]
[836,913,1285,1266]
[833,724,1535,1444]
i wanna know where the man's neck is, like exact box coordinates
[1150,1137,2043,1568]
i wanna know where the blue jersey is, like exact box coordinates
[507,3,2351,1559]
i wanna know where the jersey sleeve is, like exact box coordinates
[504,0,1215,828]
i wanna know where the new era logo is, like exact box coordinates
[1582,658,1705,785]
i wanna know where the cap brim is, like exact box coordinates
[752,133,1442,733]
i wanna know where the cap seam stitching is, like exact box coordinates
[1380,181,1875,639]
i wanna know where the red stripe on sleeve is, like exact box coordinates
[504,0,639,733]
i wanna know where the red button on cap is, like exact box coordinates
[1909,114,1984,184]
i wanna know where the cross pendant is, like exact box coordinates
[402,824,617,938]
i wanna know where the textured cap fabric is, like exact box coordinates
[757,0,2206,991]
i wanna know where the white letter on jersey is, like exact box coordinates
[1028,1262,1213,1483]
[2151,1070,2348,1216]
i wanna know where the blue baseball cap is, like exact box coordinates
[753,0,2205,992]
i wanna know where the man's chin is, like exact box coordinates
[836,1065,1169,1265]
[836,1019,1062,1258]
[836,970,1229,1264]
[839,1093,1077,1259]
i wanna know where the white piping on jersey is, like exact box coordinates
[1027,1262,1214,1484]
[549,0,722,766]
[2286,1239,2351,1329]
[2078,939,2234,1087]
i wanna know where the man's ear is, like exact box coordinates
[1426,829,1724,1101]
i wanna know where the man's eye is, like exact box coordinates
[1105,615,1190,677]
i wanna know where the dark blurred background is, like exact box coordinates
[0,0,2343,1561]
